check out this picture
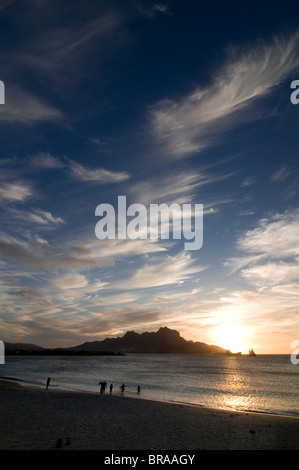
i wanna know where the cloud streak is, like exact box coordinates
[0,233,111,270]
[0,86,64,125]
[69,160,130,184]
[19,9,126,86]
[149,31,299,158]
[129,168,235,205]
[236,209,299,259]
[115,251,207,290]
[0,181,33,203]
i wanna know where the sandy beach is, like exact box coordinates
[0,379,299,451]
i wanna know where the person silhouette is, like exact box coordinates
[109,384,113,394]
[120,384,126,394]
[46,377,51,390]
[99,381,107,394]
[137,385,141,394]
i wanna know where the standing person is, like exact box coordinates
[120,384,126,394]
[99,381,107,394]
[46,377,51,390]
[109,384,113,394]
[137,385,141,394]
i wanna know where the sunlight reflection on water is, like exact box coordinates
[2,353,299,416]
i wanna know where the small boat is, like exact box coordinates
[248,348,256,356]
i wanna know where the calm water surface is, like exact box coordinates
[1,354,299,417]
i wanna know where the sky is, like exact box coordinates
[0,0,299,353]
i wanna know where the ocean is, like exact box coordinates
[1,353,299,417]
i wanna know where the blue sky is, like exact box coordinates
[0,0,299,353]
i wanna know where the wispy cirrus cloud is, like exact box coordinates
[89,237,168,260]
[0,4,127,127]
[115,251,207,290]
[0,181,33,203]
[271,164,299,201]
[241,262,299,287]
[8,287,51,306]
[69,160,130,184]
[52,273,89,291]
[0,233,111,270]
[29,152,64,170]
[149,31,299,158]
[0,86,64,124]
[0,235,50,268]
[236,209,299,259]
[14,209,65,226]
[19,9,126,86]
[25,152,129,184]
[136,3,172,18]
[225,209,299,293]
[129,167,237,211]
[271,165,292,182]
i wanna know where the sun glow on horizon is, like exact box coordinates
[214,324,246,354]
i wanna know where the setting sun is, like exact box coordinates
[214,324,246,354]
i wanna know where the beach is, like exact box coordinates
[0,379,299,450]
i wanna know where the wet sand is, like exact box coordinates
[0,379,299,450]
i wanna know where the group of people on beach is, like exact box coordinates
[98,381,141,395]
[45,376,141,396]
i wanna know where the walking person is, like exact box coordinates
[99,381,107,394]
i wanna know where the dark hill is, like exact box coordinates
[71,326,228,355]
[4,327,234,355]
[5,342,44,352]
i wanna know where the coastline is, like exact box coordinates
[1,379,299,450]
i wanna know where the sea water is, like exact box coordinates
[1,354,299,417]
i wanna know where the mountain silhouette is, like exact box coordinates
[71,327,229,354]
[5,327,234,355]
